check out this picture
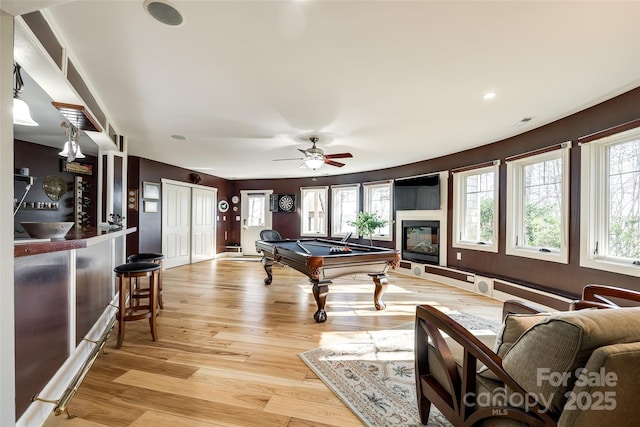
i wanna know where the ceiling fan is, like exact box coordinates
[274,136,353,170]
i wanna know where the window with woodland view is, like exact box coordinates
[506,145,570,263]
[331,185,359,237]
[581,126,640,277]
[453,164,498,252]
[363,181,392,240]
[300,187,327,236]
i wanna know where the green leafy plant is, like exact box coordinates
[348,211,389,246]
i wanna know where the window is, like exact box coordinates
[580,126,640,277]
[506,144,570,263]
[452,163,499,252]
[246,193,266,226]
[331,184,359,237]
[363,181,393,240]
[300,186,327,236]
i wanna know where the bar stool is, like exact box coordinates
[127,252,165,309]
[114,262,160,349]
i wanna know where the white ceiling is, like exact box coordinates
[8,0,640,179]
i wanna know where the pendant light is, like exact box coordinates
[13,64,38,126]
[59,122,85,161]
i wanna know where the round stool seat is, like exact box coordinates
[127,253,165,263]
[114,261,161,349]
[127,253,166,310]
[115,261,160,274]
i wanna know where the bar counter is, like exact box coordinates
[14,227,135,425]
[14,226,134,257]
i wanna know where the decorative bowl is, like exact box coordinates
[20,222,74,239]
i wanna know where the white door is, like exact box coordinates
[241,190,272,256]
[191,187,216,263]
[162,182,191,268]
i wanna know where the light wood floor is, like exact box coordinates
[43,257,502,427]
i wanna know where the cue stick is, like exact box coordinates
[296,240,311,254]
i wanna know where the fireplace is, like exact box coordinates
[402,220,440,264]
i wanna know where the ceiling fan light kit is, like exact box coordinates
[304,156,325,170]
[276,135,353,170]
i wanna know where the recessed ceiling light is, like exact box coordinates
[143,0,184,26]
[171,134,186,140]
[483,92,496,100]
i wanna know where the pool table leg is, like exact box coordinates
[370,273,388,310]
[262,258,273,285]
[312,281,330,323]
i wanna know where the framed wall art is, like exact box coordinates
[143,200,158,213]
[142,181,160,199]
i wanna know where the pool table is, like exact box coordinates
[255,238,400,323]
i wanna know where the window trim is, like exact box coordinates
[452,162,499,253]
[363,180,393,241]
[330,184,360,238]
[300,186,328,237]
[580,126,640,277]
[505,144,570,264]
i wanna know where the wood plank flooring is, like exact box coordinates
[43,257,502,427]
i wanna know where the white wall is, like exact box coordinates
[1,10,16,426]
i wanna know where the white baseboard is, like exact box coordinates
[393,262,571,311]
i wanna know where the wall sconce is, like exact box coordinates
[59,122,85,161]
[13,63,38,126]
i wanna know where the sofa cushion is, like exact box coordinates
[557,342,640,427]
[477,313,550,381]
[494,313,551,358]
[502,307,640,415]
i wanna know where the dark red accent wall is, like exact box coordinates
[13,140,98,230]
[126,157,231,255]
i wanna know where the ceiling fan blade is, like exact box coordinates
[273,157,304,162]
[324,159,346,167]
[297,148,309,155]
[324,152,353,159]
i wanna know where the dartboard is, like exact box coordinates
[278,195,295,212]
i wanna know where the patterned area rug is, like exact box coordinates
[299,311,501,427]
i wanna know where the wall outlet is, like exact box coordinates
[456,252,462,260]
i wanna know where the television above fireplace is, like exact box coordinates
[394,174,440,210]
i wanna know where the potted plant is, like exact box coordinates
[348,211,389,246]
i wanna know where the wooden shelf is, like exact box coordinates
[14,174,35,185]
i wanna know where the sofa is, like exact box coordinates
[415,285,640,426]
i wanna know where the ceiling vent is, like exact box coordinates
[515,116,536,126]
[51,102,101,132]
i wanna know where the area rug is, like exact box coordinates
[299,311,501,427]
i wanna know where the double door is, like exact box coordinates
[162,180,217,268]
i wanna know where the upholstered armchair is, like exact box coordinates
[415,285,640,427]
